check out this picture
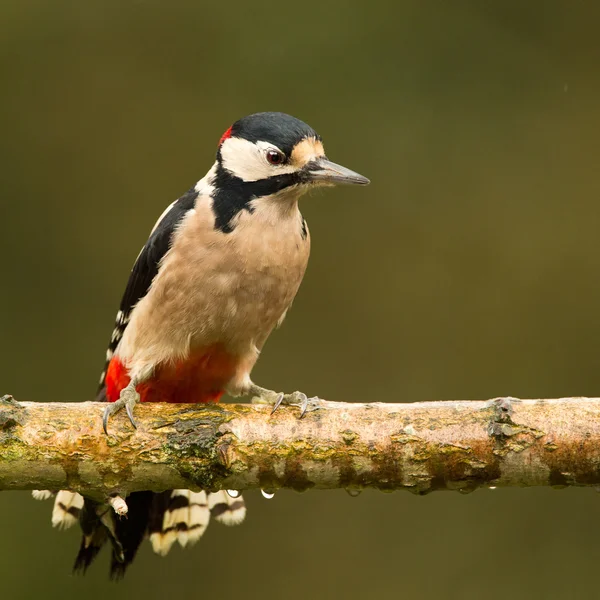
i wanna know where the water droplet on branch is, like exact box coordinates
[226,490,240,498]
[261,489,275,499]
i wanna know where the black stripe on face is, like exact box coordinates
[211,162,301,233]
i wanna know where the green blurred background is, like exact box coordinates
[2,0,600,597]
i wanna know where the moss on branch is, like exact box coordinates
[2,395,600,499]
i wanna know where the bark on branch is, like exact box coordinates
[1,394,600,499]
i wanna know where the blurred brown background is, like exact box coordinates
[2,0,600,598]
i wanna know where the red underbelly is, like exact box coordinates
[105,346,238,404]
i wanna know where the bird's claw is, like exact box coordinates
[253,390,320,418]
[108,494,129,517]
[271,392,285,413]
[102,385,140,434]
[125,400,137,429]
[299,394,321,418]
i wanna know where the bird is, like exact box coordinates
[33,111,369,578]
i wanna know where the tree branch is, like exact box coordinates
[1,394,600,499]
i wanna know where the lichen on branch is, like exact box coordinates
[1,394,600,498]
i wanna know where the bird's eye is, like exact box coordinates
[266,149,285,165]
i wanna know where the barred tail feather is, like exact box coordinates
[32,490,55,501]
[208,491,247,526]
[52,491,84,530]
[149,490,210,556]
[50,488,247,576]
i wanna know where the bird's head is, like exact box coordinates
[215,112,369,196]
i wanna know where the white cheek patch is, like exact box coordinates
[220,137,298,181]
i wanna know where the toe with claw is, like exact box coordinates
[249,385,321,418]
[108,494,129,517]
[102,382,140,434]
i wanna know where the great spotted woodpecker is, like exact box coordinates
[34,112,369,578]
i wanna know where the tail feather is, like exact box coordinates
[73,525,108,575]
[73,499,109,575]
[52,491,84,530]
[208,491,247,526]
[72,497,128,576]
[149,490,210,555]
[109,492,154,580]
[44,488,246,578]
[32,490,56,501]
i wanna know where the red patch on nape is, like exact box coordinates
[219,125,233,146]
[104,346,238,405]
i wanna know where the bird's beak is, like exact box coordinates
[304,157,370,186]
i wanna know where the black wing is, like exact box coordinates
[96,187,199,397]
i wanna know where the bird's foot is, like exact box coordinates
[249,385,321,418]
[103,382,140,434]
[108,495,129,517]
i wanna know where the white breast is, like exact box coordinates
[117,189,310,383]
